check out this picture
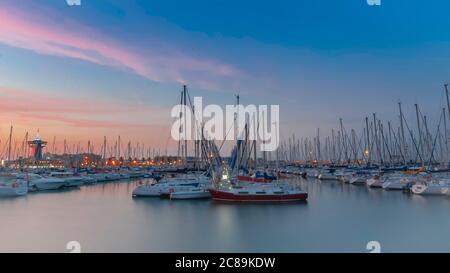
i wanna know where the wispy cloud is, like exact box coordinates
[0,86,168,129]
[14,112,149,129]
[0,4,240,91]
[0,86,120,114]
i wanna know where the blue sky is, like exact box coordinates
[0,0,449,154]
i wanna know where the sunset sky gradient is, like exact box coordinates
[1,0,450,156]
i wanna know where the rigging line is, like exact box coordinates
[380,126,393,162]
[391,128,406,162]
[428,110,444,165]
[402,113,423,163]
[355,130,365,164]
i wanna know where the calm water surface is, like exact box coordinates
[1,178,449,253]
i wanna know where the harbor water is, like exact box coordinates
[1,178,450,253]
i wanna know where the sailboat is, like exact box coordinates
[366,174,384,188]
[410,176,449,195]
[318,168,339,181]
[169,186,211,199]
[49,171,84,187]
[349,175,368,185]
[382,174,412,190]
[25,173,66,191]
[132,174,210,198]
[237,170,274,183]
[0,174,28,197]
[209,166,308,202]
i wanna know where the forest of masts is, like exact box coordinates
[0,131,166,162]
[2,84,450,168]
[276,85,450,168]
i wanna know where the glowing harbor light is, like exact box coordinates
[1,159,4,166]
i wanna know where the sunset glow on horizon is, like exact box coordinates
[2,1,450,157]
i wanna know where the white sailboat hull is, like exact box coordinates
[318,173,338,181]
[411,184,448,195]
[349,177,367,185]
[91,173,108,182]
[32,180,66,191]
[0,186,27,197]
[132,185,162,197]
[367,178,383,188]
[170,189,211,199]
[105,173,121,181]
[81,176,96,184]
[120,173,130,179]
[382,181,407,190]
[133,178,209,197]
[63,177,84,187]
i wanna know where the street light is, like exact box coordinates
[364,149,369,156]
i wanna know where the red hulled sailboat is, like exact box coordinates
[209,167,307,202]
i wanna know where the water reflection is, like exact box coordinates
[1,178,450,252]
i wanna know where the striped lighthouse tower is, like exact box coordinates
[27,130,48,161]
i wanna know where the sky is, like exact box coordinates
[1,0,450,157]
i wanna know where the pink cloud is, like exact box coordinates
[0,86,132,114]
[0,5,240,90]
[0,86,172,131]
[14,112,149,129]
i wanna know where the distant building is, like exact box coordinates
[28,133,47,161]
[44,153,102,167]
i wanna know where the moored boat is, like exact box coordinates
[349,175,368,185]
[237,175,272,183]
[366,175,383,188]
[382,175,411,190]
[49,172,84,187]
[26,174,66,191]
[210,167,307,202]
[105,172,121,181]
[90,173,108,182]
[209,186,308,202]
[132,179,200,197]
[411,183,448,195]
[410,177,449,195]
[119,172,131,179]
[170,187,211,199]
[318,169,338,181]
[0,175,28,197]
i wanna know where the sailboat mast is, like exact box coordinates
[262,108,266,167]
[118,136,121,158]
[103,136,106,159]
[445,84,450,120]
[275,121,279,171]
[52,136,56,154]
[317,128,321,163]
[443,107,449,167]
[331,129,336,163]
[183,85,188,163]
[235,94,241,172]
[365,117,371,165]
[415,103,423,165]
[253,114,257,170]
[339,118,346,162]
[24,131,29,158]
[7,125,13,163]
[398,102,407,164]
[178,89,183,160]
